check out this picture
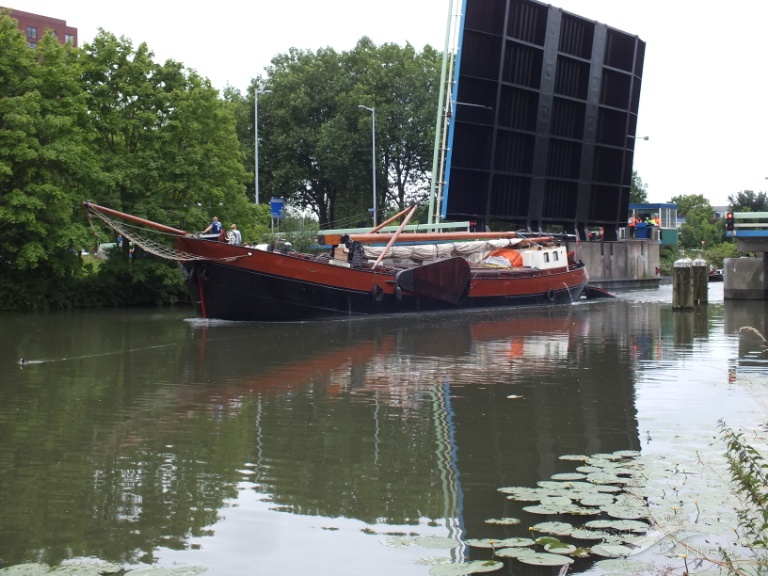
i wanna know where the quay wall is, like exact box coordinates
[724,256,768,300]
[567,240,661,289]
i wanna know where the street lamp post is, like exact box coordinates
[358,105,376,226]
[255,89,272,204]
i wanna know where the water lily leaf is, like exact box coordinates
[600,505,648,520]
[590,544,634,557]
[465,538,504,549]
[550,473,586,481]
[522,504,561,515]
[496,537,535,547]
[382,536,417,548]
[532,521,574,536]
[594,558,650,572]
[569,529,611,540]
[559,454,590,462]
[515,552,575,566]
[429,560,503,575]
[535,536,562,546]
[612,450,641,459]
[544,543,577,555]
[499,487,548,501]
[495,548,535,559]
[0,565,51,576]
[50,563,123,575]
[540,496,573,508]
[485,517,521,525]
[585,519,650,533]
[578,493,616,507]
[124,568,207,576]
[416,536,461,549]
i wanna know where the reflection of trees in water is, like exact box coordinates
[0,304,650,567]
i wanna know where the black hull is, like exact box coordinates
[183,261,587,322]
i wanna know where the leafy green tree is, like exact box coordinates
[668,194,711,219]
[80,31,252,234]
[0,17,99,308]
[728,190,768,213]
[668,195,721,250]
[630,171,648,204]
[249,38,439,227]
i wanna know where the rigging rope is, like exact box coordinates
[86,208,246,263]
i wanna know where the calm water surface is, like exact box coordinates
[1,283,767,575]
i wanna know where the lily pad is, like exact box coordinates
[0,565,51,576]
[516,552,575,566]
[559,454,590,461]
[532,521,574,536]
[495,547,535,559]
[382,536,417,548]
[465,538,505,549]
[416,536,461,549]
[544,543,577,555]
[569,528,611,540]
[496,537,535,547]
[550,473,586,481]
[585,519,650,532]
[429,560,503,575]
[594,558,651,572]
[590,544,634,557]
[484,517,521,525]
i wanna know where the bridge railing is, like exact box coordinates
[726,212,768,237]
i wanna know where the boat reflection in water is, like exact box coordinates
[0,301,656,575]
[158,304,643,567]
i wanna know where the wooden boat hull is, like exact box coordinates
[176,237,589,321]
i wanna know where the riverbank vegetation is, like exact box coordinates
[0,11,764,310]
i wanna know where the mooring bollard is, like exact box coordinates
[691,257,708,305]
[672,257,693,309]
[673,257,709,309]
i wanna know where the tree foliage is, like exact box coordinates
[630,171,648,204]
[729,190,768,213]
[247,38,440,227]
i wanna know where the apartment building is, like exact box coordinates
[1,7,77,47]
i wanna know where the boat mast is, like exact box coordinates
[428,0,456,226]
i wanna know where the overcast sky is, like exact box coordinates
[10,0,768,207]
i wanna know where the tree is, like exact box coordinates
[728,190,768,213]
[668,194,721,250]
[0,17,99,308]
[246,39,439,227]
[80,31,252,234]
[630,171,648,204]
[668,194,711,218]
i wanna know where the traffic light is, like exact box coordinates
[725,212,734,231]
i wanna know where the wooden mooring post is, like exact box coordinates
[673,257,708,309]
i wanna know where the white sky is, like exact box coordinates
[11,0,768,207]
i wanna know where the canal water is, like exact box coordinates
[1,283,767,576]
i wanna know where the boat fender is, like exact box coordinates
[546,288,556,302]
[371,284,384,302]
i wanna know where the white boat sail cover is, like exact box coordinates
[362,238,529,266]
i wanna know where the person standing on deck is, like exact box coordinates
[227,224,242,245]
[201,216,222,236]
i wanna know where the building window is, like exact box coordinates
[65,34,75,44]
[27,41,37,48]
[27,26,37,39]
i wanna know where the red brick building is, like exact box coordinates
[1,7,77,47]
